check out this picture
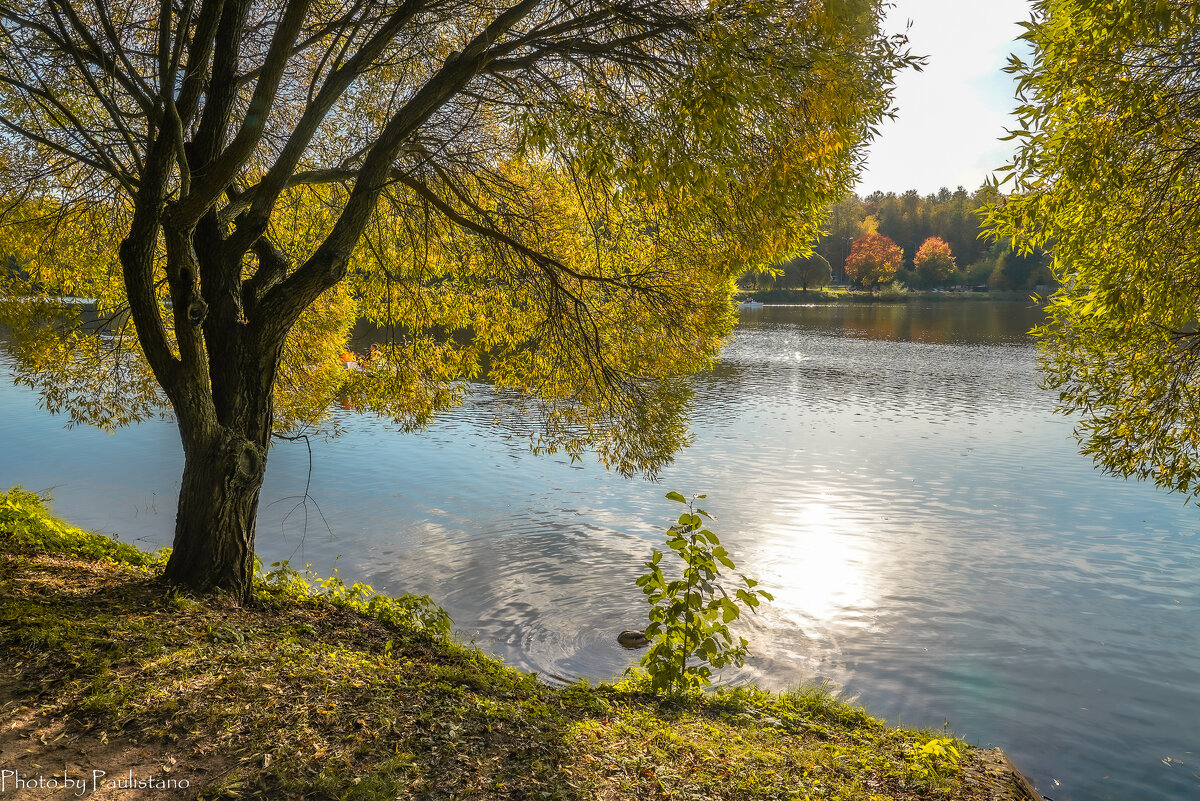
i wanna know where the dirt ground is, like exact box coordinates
[0,678,228,800]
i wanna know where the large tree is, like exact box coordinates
[986,1,1200,496]
[783,252,832,291]
[743,252,831,291]
[912,235,955,288]
[0,0,915,600]
[844,231,901,289]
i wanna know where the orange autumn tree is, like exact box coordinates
[845,233,903,289]
[913,236,957,288]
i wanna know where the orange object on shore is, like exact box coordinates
[339,350,355,363]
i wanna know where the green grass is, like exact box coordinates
[0,485,167,566]
[0,487,1020,800]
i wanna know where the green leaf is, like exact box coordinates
[720,598,740,622]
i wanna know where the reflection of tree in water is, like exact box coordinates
[319,304,1048,448]
[691,304,1045,423]
[809,303,1043,345]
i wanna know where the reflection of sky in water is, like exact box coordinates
[3,301,1200,800]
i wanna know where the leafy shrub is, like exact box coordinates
[635,492,772,695]
[904,735,963,784]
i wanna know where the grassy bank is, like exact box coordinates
[735,289,1038,304]
[0,488,1038,800]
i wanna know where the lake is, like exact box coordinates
[2,301,1198,800]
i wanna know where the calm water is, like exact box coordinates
[3,301,1199,801]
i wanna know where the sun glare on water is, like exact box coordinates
[750,497,885,637]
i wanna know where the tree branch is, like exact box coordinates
[176,0,316,223]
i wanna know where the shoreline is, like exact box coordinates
[735,288,1045,305]
[1,487,1041,800]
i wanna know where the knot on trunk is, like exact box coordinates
[187,297,208,326]
[222,436,265,487]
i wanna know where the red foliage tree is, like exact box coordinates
[844,233,903,289]
[913,236,957,286]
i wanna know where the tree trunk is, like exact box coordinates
[152,208,283,603]
[163,427,268,602]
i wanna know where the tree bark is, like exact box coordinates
[163,426,268,601]
[159,215,278,602]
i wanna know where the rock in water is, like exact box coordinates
[617,630,649,648]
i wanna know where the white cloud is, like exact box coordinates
[854,0,1034,196]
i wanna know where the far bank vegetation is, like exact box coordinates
[745,188,1055,293]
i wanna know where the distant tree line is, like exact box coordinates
[747,186,1055,292]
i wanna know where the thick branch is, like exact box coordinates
[175,0,226,124]
[243,234,291,312]
[231,0,429,247]
[190,0,251,172]
[119,144,183,400]
[176,0,316,223]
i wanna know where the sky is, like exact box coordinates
[854,0,1034,196]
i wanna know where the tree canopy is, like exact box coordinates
[0,0,917,597]
[912,236,955,288]
[986,1,1200,496]
[844,231,901,289]
[742,252,831,291]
